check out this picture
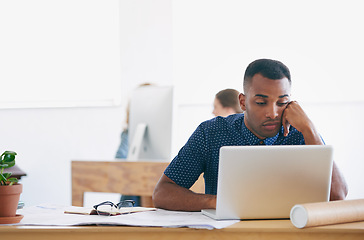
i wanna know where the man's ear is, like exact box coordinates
[239,93,246,111]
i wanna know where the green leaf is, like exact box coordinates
[2,160,15,168]
[0,173,7,183]
[7,177,18,185]
[3,152,16,162]
[2,151,17,156]
[0,151,17,172]
[2,172,11,179]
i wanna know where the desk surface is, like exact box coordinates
[1,220,364,240]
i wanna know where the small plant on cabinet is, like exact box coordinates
[0,151,18,186]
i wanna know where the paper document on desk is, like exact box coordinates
[16,204,238,229]
[64,206,156,215]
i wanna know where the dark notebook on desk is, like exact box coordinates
[202,145,333,220]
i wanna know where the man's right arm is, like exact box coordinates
[153,174,216,211]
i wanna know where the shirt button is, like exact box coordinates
[259,141,265,145]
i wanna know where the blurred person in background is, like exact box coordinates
[213,88,243,117]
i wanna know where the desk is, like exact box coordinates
[71,161,204,207]
[1,220,364,240]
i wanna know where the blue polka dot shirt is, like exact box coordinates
[164,113,308,195]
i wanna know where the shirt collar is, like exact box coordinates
[241,115,281,145]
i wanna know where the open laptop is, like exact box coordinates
[202,145,333,220]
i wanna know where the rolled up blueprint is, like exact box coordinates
[290,199,364,228]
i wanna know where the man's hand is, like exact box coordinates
[282,101,323,145]
[282,101,311,136]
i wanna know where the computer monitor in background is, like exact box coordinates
[127,85,174,161]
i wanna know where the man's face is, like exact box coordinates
[239,73,291,139]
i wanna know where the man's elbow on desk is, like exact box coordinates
[153,174,216,211]
[152,174,183,210]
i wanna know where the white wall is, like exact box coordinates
[0,0,122,109]
[0,107,123,205]
[0,0,363,207]
[0,0,173,206]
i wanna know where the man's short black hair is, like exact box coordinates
[243,59,291,93]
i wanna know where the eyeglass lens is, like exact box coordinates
[94,200,135,216]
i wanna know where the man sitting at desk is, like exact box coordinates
[153,58,348,211]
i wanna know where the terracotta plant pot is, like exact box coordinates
[0,184,22,217]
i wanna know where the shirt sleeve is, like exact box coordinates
[164,123,208,189]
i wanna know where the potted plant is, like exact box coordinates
[0,151,23,224]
